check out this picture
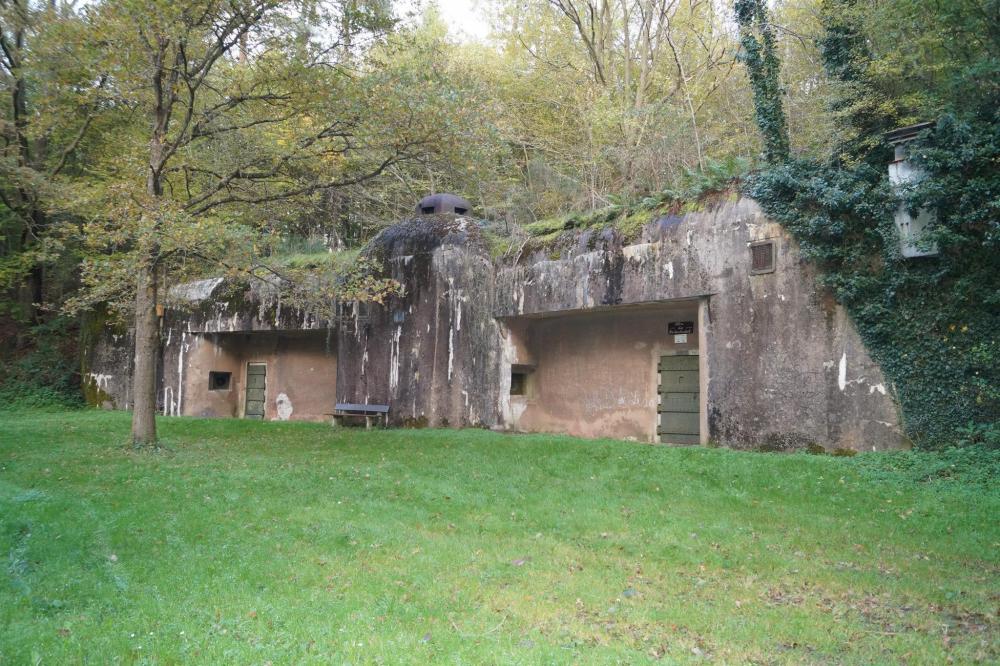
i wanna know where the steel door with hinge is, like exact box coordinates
[244,363,266,419]
[658,354,700,444]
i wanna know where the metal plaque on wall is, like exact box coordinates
[668,321,694,335]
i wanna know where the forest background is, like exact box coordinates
[1,0,996,448]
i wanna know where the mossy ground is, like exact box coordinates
[1,410,996,663]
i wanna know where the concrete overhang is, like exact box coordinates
[494,295,714,321]
[185,322,338,335]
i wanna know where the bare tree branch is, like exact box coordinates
[187,142,428,216]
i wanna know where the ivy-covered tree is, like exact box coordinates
[737,0,1000,447]
[733,0,789,164]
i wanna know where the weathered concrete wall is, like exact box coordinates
[167,331,337,421]
[81,313,133,410]
[171,277,335,334]
[502,303,699,442]
[85,198,905,451]
[171,332,240,418]
[495,197,904,451]
[336,217,504,428]
[86,278,338,419]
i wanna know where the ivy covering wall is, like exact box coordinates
[736,0,999,448]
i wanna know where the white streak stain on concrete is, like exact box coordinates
[838,352,847,391]
[388,325,402,392]
[623,243,652,260]
[497,328,515,426]
[447,326,454,382]
[176,332,188,415]
[170,277,223,302]
[87,372,113,390]
[275,392,293,420]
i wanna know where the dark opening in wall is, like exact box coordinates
[336,300,373,332]
[421,206,435,214]
[208,371,232,391]
[749,240,776,274]
[454,207,468,215]
[510,371,528,396]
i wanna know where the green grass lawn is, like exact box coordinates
[1,410,997,664]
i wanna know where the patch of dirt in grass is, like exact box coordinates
[851,595,996,656]
[845,593,922,635]
[521,596,717,660]
[934,609,999,662]
[762,583,999,659]
[570,601,716,660]
[761,584,810,607]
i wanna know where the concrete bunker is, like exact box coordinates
[335,212,502,429]
[86,197,907,451]
[174,330,338,421]
[501,300,707,443]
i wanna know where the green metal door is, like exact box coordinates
[244,363,266,419]
[658,354,700,444]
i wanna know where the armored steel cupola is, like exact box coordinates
[416,193,472,216]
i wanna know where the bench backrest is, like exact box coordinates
[335,402,390,414]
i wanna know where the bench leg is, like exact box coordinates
[365,416,372,430]
[331,415,340,428]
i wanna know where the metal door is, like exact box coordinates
[244,363,266,419]
[658,355,700,444]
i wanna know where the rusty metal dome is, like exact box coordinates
[415,193,472,216]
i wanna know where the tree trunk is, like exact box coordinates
[130,36,170,447]
[130,264,159,447]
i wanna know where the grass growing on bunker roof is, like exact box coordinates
[510,157,750,257]
[1,410,997,663]
[270,246,362,271]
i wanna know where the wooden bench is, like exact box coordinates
[329,403,389,430]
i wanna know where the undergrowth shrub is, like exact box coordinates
[850,446,1000,488]
[0,318,82,411]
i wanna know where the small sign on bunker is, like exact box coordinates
[668,321,694,334]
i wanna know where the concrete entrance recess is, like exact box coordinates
[162,329,338,421]
[501,301,704,442]
[85,198,907,451]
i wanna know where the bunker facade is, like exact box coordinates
[85,198,906,451]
